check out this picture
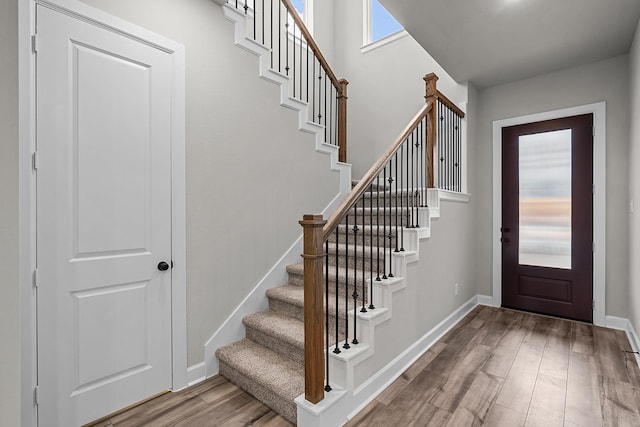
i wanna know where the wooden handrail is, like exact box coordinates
[280,0,341,90]
[322,102,433,241]
[436,90,465,118]
[279,0,348,161]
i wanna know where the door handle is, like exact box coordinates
[501,237,510,243]
[157,261,170,271]
[501,227,511,233]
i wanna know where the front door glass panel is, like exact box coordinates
[518,129,572,269]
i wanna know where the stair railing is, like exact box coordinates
[424,73,466,191]
[226,0,349,162]
[299,74,466,404]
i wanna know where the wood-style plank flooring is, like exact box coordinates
[346,306,640,426]
[90,306,640,426]
[87,375,293,427]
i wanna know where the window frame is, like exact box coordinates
[362,0,407,51]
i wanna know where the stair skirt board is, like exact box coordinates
[202,191,346,378]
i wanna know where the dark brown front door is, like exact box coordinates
[502,114,593,322]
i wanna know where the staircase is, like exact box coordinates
[216,181,403,424]
[211,1,469,424]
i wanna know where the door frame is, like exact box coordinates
[19,1,187,425]
[491,103,606,326]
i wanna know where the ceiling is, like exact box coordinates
[379,0,640,88]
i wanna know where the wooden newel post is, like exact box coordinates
[424,73,439,188]
[299,214,327,404]
[338,79,349,163]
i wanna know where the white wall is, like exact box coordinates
[74,0,341,366]
[475,55,631,317]
[629,21,640,336]
[0,0,20,425]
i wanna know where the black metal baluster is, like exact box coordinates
[299,27,303,101]
[414,128,420,228]
[361,195,367,313]
[333,235,340,354]
[394,152,399,252]
[270,0,273,68]
[410,132,415,228]
[438,103,442,189]
[324,70,328,142]
[292,23,296,97]
[306,43,309,103]
[352,213,359,345]
[376,175,381,280]
[261,0,265,44]
[449,109,453,189]
[244,0,249,14]
[382,166,387,279]
[330,85,335,145]
[400,143,405,251]
[284,14,289,75]
[456,114,461,192]
[312,58,316,120]
[420,120,428,207]
[343,214,350,350]
[325,240,331,392]
[369,181,375,310]
[419,120,424,208]
[252,0,256,38]
[318,71,323,125]
[387,163,394,278]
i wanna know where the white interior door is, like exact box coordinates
[36,5,173,426]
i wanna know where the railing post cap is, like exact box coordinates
[299,214,326,227]
[423,73,439,82]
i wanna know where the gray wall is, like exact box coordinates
[74,0,341,366]
[329,0,480,372]
[629,21,640,335]
[332,0,466,179]
[0,0,20,425]
[475,55,631,317]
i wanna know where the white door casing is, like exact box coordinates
[491,103,606,326]
[36,4,181,425]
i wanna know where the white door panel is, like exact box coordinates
[36,5,173,426]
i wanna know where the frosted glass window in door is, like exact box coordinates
[518,129,572,269]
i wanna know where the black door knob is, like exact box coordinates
[501,227,511,233]
[158,261,170,271]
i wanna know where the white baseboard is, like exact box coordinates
[186,362,206,387]
[477,294,495,307]
[296,295,481,426]
[605,315,640,367]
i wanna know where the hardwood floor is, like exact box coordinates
[346,306,640,427]
[86,375,293,427]
[89,306,640,426]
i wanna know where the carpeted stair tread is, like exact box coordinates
[243,310,304,363]
[216,338,303,423]
[267,284,354,320]
[286,262,372,290]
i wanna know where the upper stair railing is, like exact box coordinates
[226,0,349,162]
[424,73,466,192]
[299,73,466,404]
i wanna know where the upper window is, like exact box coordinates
[291,0,304,18]
[364,0,404,46]
[289,0,312,34]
